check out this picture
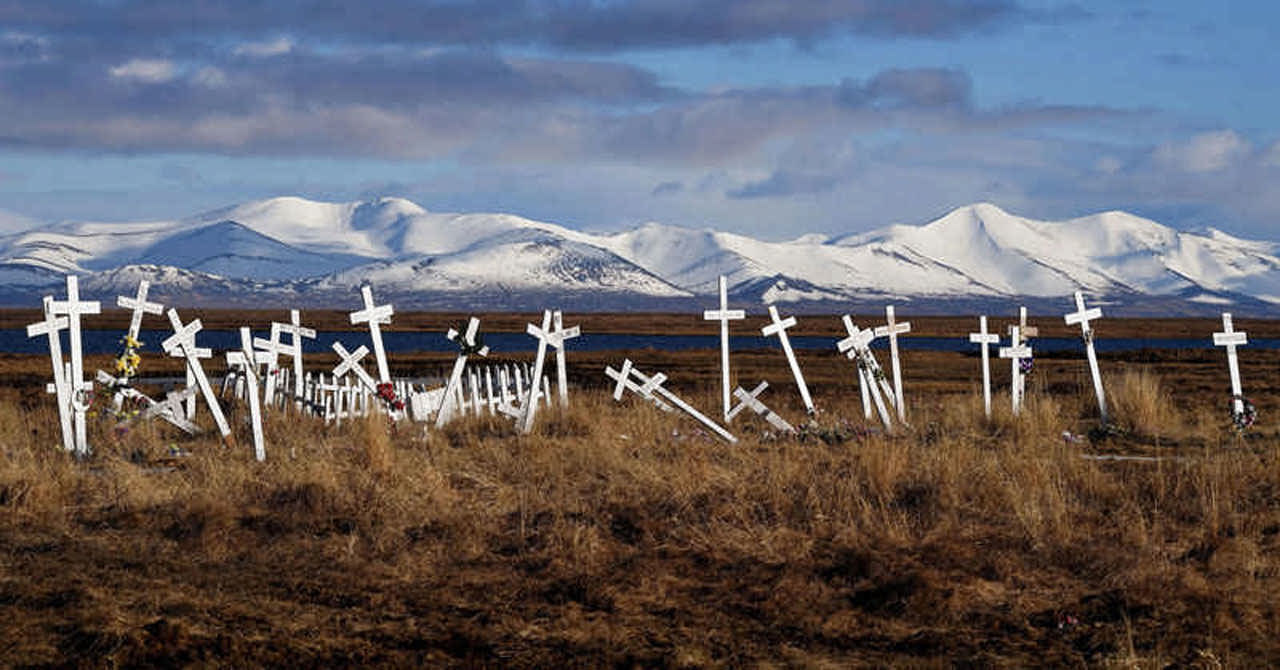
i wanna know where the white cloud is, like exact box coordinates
[1154,129,1249,173]
[233,36,295,58]
[108,58,177,84]
[192,66,228,88]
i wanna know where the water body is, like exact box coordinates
[2,329,1274,355]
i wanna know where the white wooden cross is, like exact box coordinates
[519,310,554,433]
[252,323,285,409]
[607,360,734,442]
[1213,312,1249,419]
[48,276,100,456]
[117,279,163,346]
[549,311,581,407]
[26,297,74,453]
[436,317,490,428]
[1007,306,1037,401]
[727,381,795,433]
[162,309,232,438]
[761,305,815,415]
[331,342,379,396]
[226,327,266,461]
[142,386,201,435]
[278,309,316,411]
[999,326,1033,416]
[1064,291,1108,424]
[874,305,911,422]
[349,285,393,384]
[169,343,211,419]
[968,315,1000,419]
[704,275,745,421]
[836,315,893,430]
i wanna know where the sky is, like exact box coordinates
[0,0,1276,240]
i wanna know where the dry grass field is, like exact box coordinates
[0,333,1278,667]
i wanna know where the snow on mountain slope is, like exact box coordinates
[3,196,1280,311]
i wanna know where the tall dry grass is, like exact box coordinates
[0,385,1276,666]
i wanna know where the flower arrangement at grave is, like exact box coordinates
[376,382,405,412]
[1231,395,1257,432]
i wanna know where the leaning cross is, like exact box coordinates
[1213,312,1249,420]
[226,327,267,461]
[117,279,163,346]
[1064,291,1108,424]
[142,387,201,435]
[703,275,745,421]
[349,285,394,384]
[727,381,796,434]
[761,305,815,414]
[162,309,232,438]
[837,315,893,430]
[606,359,732,441]
[968,316,1000,419]
[48,276,100,456]
[519,310,555,433]
[26,297,74,453]
[874,305,911,423]
[252,323,285,409]
[436,316,490,428]
[331,342,379,396]
[999,326,1033,416]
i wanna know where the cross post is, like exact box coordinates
[1064,291,1107,424]
[761,305,815,414]
[703,275,745,421]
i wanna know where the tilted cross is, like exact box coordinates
[518,310,554,433]
[837,314,893,430]
[26,297,74,453]
[968,315,1000,419]
[143,387,201,435]
[278,309,317,408]
[704,276,745,421]
[226,326,266,461]
[606,359,672,411]
[436,316,490,428]
[607,359,733,440]
[162,309,232,438]
[762,305,815,414]
[348,285,394,383]
[874,305,911,422]
[331,341,379,394]
[252,323,286,405]
[1064,291,1108,424]
[727,381,795,433]
[117,279,163,344]
[49,276,100,456]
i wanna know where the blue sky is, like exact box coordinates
[0,0,1276,239]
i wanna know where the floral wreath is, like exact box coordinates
[376,382,405,412]
[1231,395,1257,432]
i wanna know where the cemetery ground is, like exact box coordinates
[0,331,1279,666]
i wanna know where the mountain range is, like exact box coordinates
[1,197,1278,315]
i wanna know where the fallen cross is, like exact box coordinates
[26,297,74,453]
[727,381,795,434]
[142,387,201,435]
[606,359,736,443]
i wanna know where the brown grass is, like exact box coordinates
[0,373,1278,667]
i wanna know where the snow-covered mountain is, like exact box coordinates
[3,197,1279,314]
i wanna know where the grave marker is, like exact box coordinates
[226,327,266,461]
[49,276,100,456]
[762,305,815,414]
[968,316,1000,419]
[606,359,726,438]
[549,311,581,407]
[349,285,393,383]
[1064,291,1108,424]
[26,298,74,452]
[278,310,316,410]
[519,310,554,433]
[162,309,232,438]
[703,276,745,421]
[836,315,893,430]
[727,381,795,433]
[999,326,1033,416]
[436,317,490,428]
[874,306,910,422]
[1213,313,1249,420]
[117,279,163,346]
